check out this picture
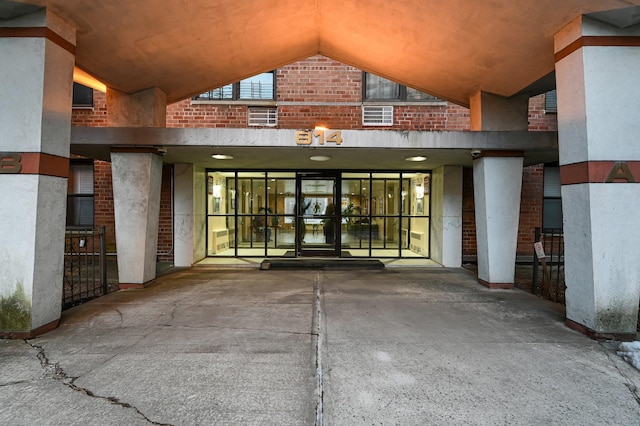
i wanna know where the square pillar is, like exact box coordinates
[470,90,528,288]
[470,92,529,131]
[174,164,206,266]
[107,87,167,127]
[174,164,195,267]
[111,149,163,287]
[0,9,75,338]
[430,166,463,267]
[555,14,640,339]
[107,85,167,287]
[473,153,524,288]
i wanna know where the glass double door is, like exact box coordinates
[296,172,340,257]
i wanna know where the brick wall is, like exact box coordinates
[92,161,173,259]
[277,56,361,103]
[461,167,476,258]
[93,160,115,252]
[460,96,556,260]
[164,56,472,131]
[461,163,546,259]
[517,165,544,254]
[157,165,173,262]
[72,91,108,127]
[72,55,559,263]
[166,102,248,128]
[528,95,558,131]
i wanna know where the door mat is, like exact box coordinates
[260,258,384,270]
[283,251,352,257]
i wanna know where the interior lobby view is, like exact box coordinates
[206,171,431,258]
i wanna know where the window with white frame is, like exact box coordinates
[67,161,94,227]
[542,165,562,229]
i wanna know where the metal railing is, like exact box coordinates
[63,226,109,309]
[532,227,565,304]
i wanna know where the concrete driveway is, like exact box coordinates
[1,266,639,425]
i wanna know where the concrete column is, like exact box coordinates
[473,154,524,288]
[430,166,463,267]
[111,149,163,287]
[470,91,527,288]
[107,87,167,127]
[107,85,167,287]
[470,91,529,132]
[0,9,75,338]
[174,164,195,267]
[555,15,640,340]
[174,164,207,266]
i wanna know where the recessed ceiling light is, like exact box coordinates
[310,155,331,162]
[211,154,233,160]
[406,156,427,162]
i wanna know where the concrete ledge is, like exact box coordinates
[566,318,636,342]
[478,279,514,289]
[0,319,59,340]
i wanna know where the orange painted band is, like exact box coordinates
[0,27,75,55]
[555,36,640,62]
[1,152,69,178]
[560,161,640,185]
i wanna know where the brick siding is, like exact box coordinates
[72,55,558,262]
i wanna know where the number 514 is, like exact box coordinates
[296,129,343,145]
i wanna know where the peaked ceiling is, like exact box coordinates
[5,0,640,105]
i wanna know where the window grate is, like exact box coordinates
[248,107,277,127]
[362,105,394,126]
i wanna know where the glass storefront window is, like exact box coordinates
[206,170,431,259]
[400,217,430,257]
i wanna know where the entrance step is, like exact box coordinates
[260,258,385,270]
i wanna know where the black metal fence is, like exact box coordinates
[532,227,565,304]
[63,226,110,309]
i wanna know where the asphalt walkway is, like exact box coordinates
[1,267,639,425]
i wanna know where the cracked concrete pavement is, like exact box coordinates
[1,267,640,425]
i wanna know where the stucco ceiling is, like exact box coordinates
[5,1,640,105]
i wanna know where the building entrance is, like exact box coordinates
[205,170,432,259]
[297,172,340,257]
